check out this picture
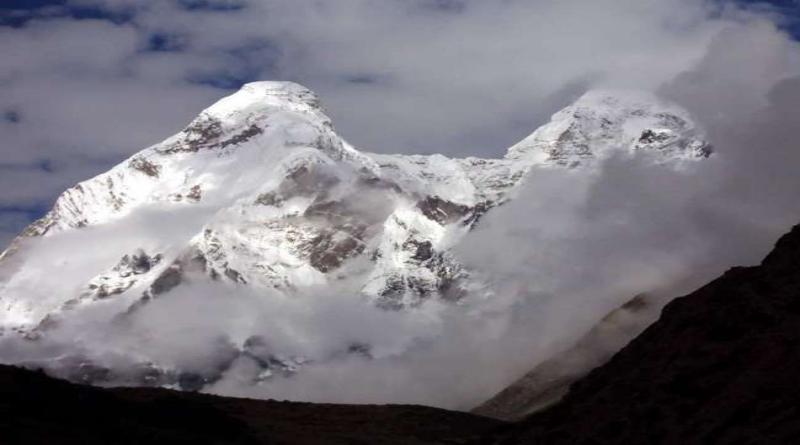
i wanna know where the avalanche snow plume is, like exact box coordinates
[2,16,800,409]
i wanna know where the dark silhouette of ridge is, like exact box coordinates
[0,363,502,444]
[485,224,800,444]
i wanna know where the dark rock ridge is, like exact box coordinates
[483,224,800,444]
[0,363,503,445]
[128,156,161,177]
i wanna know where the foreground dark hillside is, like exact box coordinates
[487,224,800,444]
[0,363,502,445]
[3,224,800,444]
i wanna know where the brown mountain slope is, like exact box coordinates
[485,224,800,444]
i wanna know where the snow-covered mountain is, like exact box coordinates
[0,81,709,392]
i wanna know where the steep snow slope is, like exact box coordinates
[0,81,709,392]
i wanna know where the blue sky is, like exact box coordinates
[737,0,800,36]
[1,0,799,248]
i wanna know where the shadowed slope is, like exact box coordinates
[472,294,658,421]
[486,224,800,444]
[0,364,502,445]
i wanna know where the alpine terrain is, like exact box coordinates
[0,81,710,395]
[3,222,800,444]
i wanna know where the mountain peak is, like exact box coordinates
[0,83,714,394]
[506,89,711,166]
[202,81,323,122]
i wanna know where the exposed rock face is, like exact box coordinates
[0,81,709,391]
[128,156,161,177]
[84,250,164,300]
[486,225,800,444]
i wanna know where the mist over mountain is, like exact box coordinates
[1,0,800,430]
[4,218,800,444]
[0,81,717,407]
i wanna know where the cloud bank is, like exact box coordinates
[1,0,799,409]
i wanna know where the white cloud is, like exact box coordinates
[1,0,800,410]
[0,1,787,216]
